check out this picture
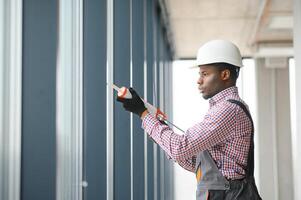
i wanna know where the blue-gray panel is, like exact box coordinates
[164,159,172,200]
[132,0,145,199]
[159,31,166,112]
[146,0,155,199]
[21,0,57,199]
[83,0,107,199]
[114,0,131,199]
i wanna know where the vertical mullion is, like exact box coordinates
[106,0,114,199]
[143,0,148,199]
[56,0,83,199]
[130,0,133,198]
[0,0,22,200]
[158,27,165,200]
[152,1,158,200]
[155,10,161,200]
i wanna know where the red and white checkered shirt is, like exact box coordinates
[142,86,252,180]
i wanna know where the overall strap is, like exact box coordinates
[227,99,254,177]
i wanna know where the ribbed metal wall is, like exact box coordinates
[110,0,173,199]
[8,0,174,200]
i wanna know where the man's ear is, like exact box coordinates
[221,69,231,81]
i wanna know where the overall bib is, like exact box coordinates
[195,100,262,200]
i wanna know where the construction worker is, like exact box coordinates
[117,40,262,199]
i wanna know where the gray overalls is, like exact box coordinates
[195,100,262,200]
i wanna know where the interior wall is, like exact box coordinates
[292,0,301,199]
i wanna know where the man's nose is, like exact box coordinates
[197,77,203,85]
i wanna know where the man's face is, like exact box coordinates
[197,65,225,100]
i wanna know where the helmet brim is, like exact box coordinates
[188,61,244,69]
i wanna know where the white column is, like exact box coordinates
[275,67,294,200]
[292,0,301,199]
[56,0,84,199]
[255,58,293,200]
[0,1,22,200]
[255,58,278,200]
[106,0,114,200]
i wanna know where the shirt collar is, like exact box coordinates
[209,86,238,106]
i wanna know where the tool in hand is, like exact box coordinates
[110,83,185,133]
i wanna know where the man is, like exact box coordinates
[117,40,262,199]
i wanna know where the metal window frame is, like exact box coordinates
[159,49,165,200]
[106,0,114,199]
[129,0,134,199]
[0,0,22,200]
[152,1,158,200]
[143,0,148,199]
[56,0,84,199]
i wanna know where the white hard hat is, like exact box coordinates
[193,40,243,68]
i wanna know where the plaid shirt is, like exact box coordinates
[142,86,252,180]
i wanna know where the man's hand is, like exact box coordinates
[116,87,147,117]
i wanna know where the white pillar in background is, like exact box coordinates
[255,58,293,200]
[292,0,301,199]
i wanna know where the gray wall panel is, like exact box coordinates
[21,0,57,199]
[83,0,107,199]
[132,0,145,199]
[114,0,131,199]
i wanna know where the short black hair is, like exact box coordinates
[213,62,240,82]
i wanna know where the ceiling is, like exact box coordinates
[164,0,293,58]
